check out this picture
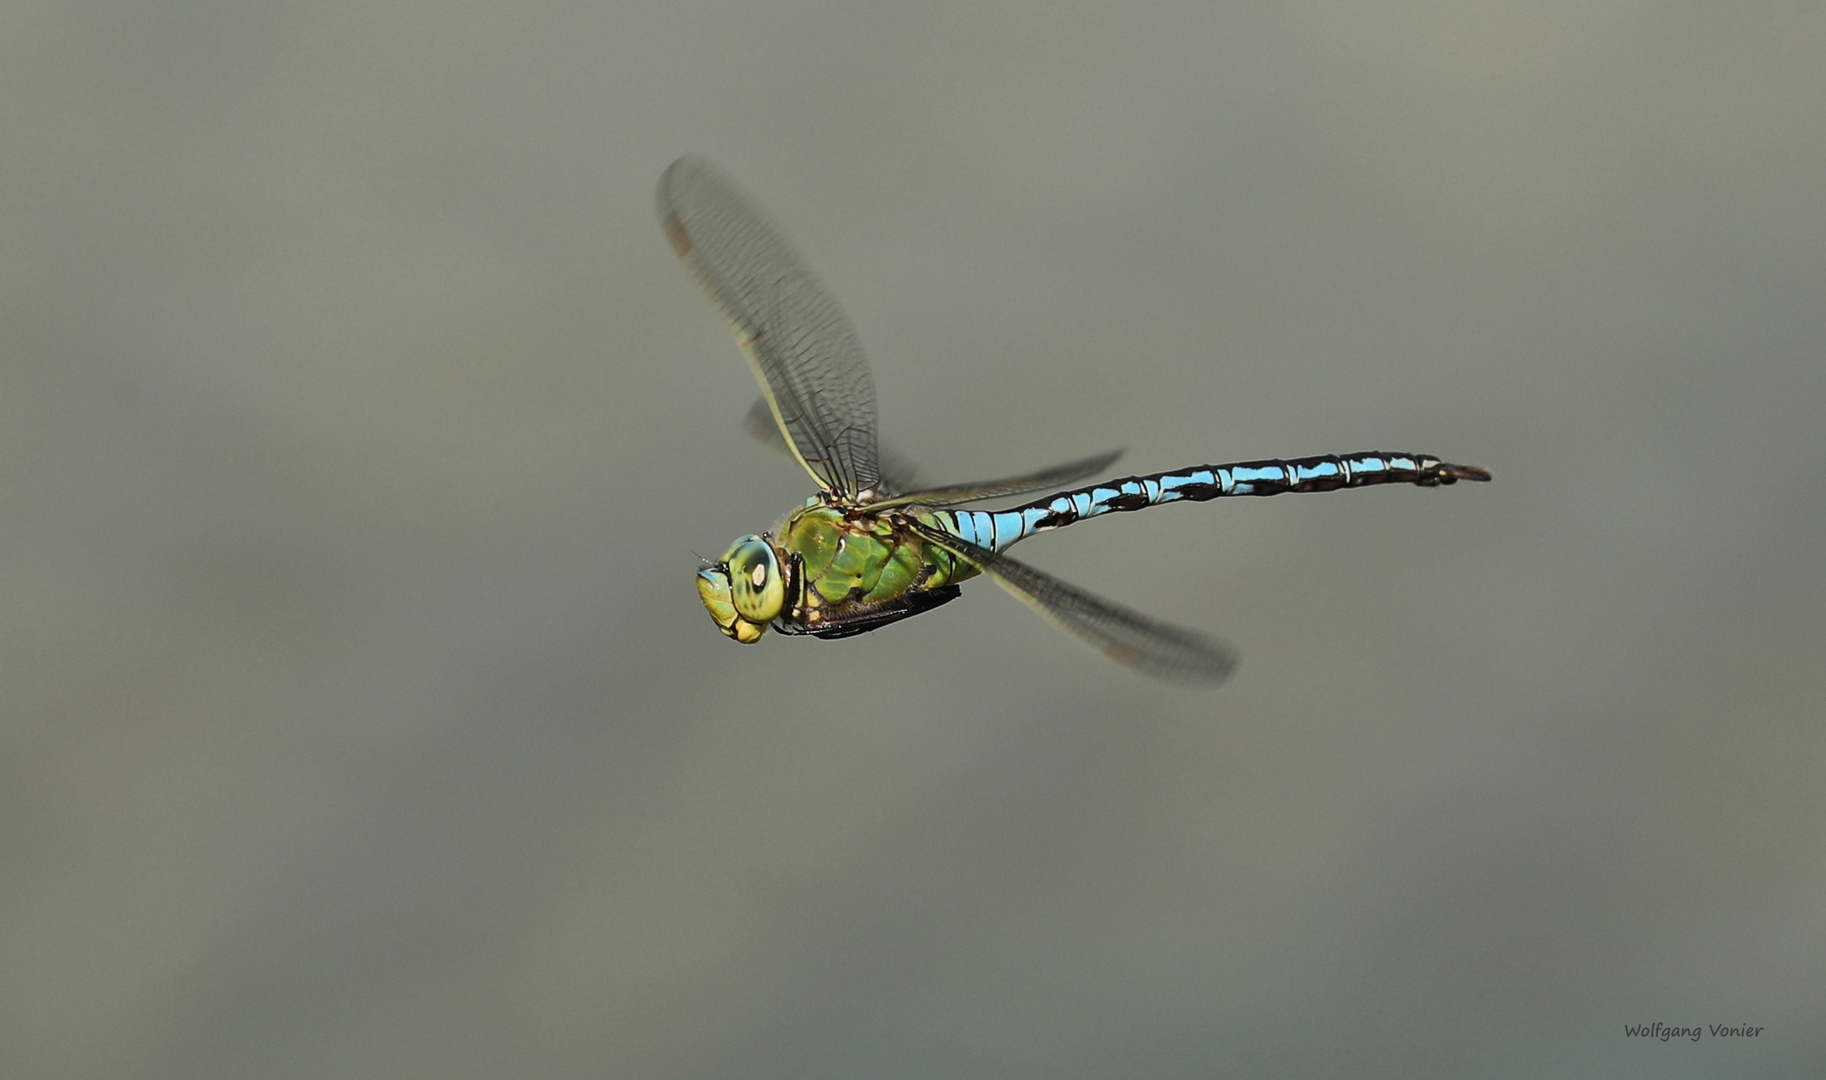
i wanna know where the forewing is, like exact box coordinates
[905,520,1236,684]
[867,449,1125,509]
[743,395,920,496]
[658,156,879,499]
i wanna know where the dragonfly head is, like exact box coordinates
[696,535,786,644]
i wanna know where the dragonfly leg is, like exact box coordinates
[777,585,963,640]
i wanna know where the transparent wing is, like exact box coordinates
[743,395,921,496]
[904,519,1236,685]
[867,449,1125,509]
[659,156,879,500]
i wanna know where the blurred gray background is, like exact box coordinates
[5,3,1822,1077]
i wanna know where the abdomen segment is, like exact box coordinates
[933,452,1490,552]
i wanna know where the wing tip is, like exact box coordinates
[655,154,707,237]
[1104,642,1238,687]
[1100,626,1239,684]
[661,212,693,257]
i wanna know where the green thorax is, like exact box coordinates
[777,500,978,615]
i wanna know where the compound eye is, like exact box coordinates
[723,536,784,623]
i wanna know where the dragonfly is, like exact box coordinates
[658,156,1488,684]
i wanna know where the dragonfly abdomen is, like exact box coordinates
[937,452,1490,551]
